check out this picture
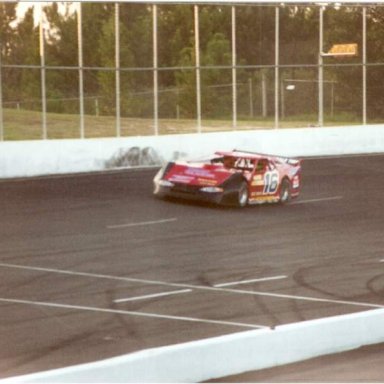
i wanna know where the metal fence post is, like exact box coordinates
[153,4,159,135]
[0,43,3,141]
[115,3,121,137]
[318,5,324,127]
[274,6,279,129]
[77,3,85,139]
[39,7,47,140]
[249,77,254,118]
[362,6,367,125]
[194,5,201,133]
[232,6,237,130]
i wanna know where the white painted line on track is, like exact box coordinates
[291,196,343,205]
[0,297,267,329]
[107,218,177,229]
[214,275,287,288]
[114,289,192,303]
[0,263,383,310]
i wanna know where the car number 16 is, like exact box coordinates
[263,171,279,194]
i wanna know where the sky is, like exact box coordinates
[15,1,77,26]
[16,1,49,24]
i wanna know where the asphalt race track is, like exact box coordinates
[0,154,384,380]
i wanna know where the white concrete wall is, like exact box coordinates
[2,308,384,383]
[1,125,384,178]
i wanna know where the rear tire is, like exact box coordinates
[237,182,249,207]
[279,179,291,204]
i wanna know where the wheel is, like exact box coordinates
[237,182,249,207]
[279,178,291,204]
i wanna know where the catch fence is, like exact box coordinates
[1,1,384,140]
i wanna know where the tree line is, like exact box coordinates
[1,2,384,121]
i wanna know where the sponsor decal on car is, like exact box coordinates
[249,195,280,204]
[185,168,215,178]
[198,178,217,185]
[251,175,264,186]
[168,174,194,183]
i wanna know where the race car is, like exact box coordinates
[153,150,301,207]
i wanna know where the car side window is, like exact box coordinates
[256,159,268,172]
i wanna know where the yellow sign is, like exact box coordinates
[328,43,358,56]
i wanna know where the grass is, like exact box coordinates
[0,108,368,141]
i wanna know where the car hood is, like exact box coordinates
[164,162,233,186]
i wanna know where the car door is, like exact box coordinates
[249,158,280,202]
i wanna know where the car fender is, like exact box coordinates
[219,173,249,205]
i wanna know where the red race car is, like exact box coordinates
[153,150,301,207]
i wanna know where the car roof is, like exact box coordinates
[215,150,273,161]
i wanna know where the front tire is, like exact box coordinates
[237,182,249,207]
[279,178,291,204]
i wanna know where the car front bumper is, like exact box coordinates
[154,182,226,205]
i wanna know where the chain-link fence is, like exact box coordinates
[1,2,383,140]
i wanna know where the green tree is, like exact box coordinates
[175,45,196,118]
[365,6,384,119]
[119,4,153,117]
[236,6,276,66]
[174,6,233,118]
[0,2,18,102]
[280,6,318,65]
[201,33,232,118]
[0,2,17,59]
[44,2,79,113]
[98,11,135,116]
[12,7,40,108]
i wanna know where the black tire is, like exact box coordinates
[237,182,249,207]
[279,178,291,204]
